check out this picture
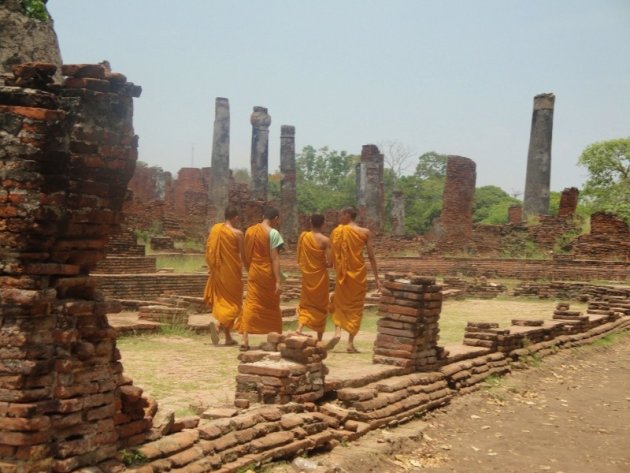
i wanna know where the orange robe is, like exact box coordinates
[331,224,367,336]
[238,224,282,334]
[203,223,243,329]
[297,231,329,334]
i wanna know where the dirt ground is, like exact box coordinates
[269,332,630,473]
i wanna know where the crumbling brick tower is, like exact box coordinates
[0,63,141,471]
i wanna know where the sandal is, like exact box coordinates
[239,345,250,352]
[224,339,238,347]
[346,346,360,354]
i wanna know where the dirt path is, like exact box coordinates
[272,333,630,473]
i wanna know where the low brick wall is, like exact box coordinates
[94,274,208,300]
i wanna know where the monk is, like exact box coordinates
[296,214,331,341]
[328,206,380,353]
[237,207,284,351]
[203,205,244,346]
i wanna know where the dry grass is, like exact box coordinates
[116,297,586,414]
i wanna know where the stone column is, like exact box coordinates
[280,125,298,242]
[391,190,405,236]
[250,106,271,201]
[558,187,579,218]
[357,144,384,233]
[210,97,230,223]
[441,155,476,241]
[523,93,555,218]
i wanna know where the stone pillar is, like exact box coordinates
[210,97,230,223]
[250,106,271,201]
[391,190,405,236]
[280,125,298,242]
[0,63,146,471]
[523,93,555,218]
[558,187,579,218]
[357,144,384,233]
[508,205,523,224]
[441,156,477,242]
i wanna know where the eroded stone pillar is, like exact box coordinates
[210,97,230,223]
[441,155,476,241]
[391,190,405,236]
[558,187,579,218]
[250,106,271,201]
[523,93,555,218]
[357,144,384,233]
[280,125,298,242]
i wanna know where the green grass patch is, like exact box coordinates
[155,254,206,273]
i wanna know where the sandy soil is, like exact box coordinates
[270,333,630,473]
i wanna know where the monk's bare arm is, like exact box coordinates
[270,247,282,294]
[365,230,381,291]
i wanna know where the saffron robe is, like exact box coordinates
[238,224,282,334]
[203,223,243,329]
[297,231,329,334]
[330,224,367,336]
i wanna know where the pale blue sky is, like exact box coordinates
[48,0,629,195]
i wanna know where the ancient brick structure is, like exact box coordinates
[436,155,476,251]
[523,93,555,218]
[558,187,579,218]
[235,333,327,407]
[250,106,271,201]
[374,274,446,371]
[0,1,62,79]
[570,212,630,261]
[391,190,405,236]
[0,62,147,471]
[298,210,340,236]
[280,125,298,243]
[356,144,384,234]
[508,205,522,224]
[210,97,230,224]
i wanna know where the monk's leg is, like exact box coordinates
[240,332,249,351]
[325,325,341,350]
[347,333,359,353]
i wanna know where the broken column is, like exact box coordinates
[558,187,579,218]
[523,93,555,218]
[391,190,405,236]
[0,63,145,472]
[210,97,230,223]
[508,205,523,224]
[280,125,298,242]
[374,274,446,371]
[357,144,384,233]
[250,106,271,201]
[440,155,476,242]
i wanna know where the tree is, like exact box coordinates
[378,140,415,178]
[296,146,357,214]
[414,151,448,180]
[473,185,520,224]
[578,137,630,223]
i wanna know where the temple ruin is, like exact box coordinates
[209,97,230,224]
[356,144,384,234]
[249,106,271,202]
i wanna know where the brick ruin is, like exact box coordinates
[356,144,384,234]
[0,62,147,471]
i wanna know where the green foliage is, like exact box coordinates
[296,146,358,213]
[268,171,281,201]
[120,449,148,467]
[578,137,630,224]
[21,0,48,20]
[397,173,444,234]
[414,151,447,180]
[232,168,251,184]
[473,186,520,224]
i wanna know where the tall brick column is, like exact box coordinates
[280,125,298,242]
[441,155,476,242]
[523,93,555,218]
[210,97,230,224]
[357,144,384,233]
[0,63,144,472]
[250,106,271,201]
[391,190,405,236]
